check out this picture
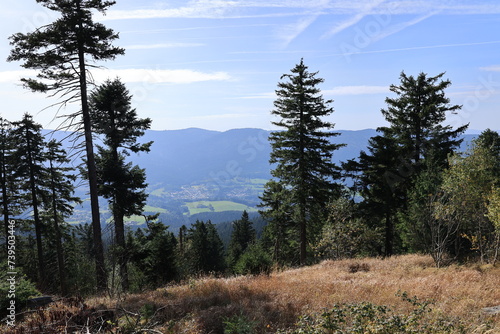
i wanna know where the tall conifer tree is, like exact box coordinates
[0,118,22,253]
[349,72,467,255]
[228,211,256,269]
[261,59,344,265]
[43,139,81,295]
[89,78,152,291]
[11,114,47,287]
[8,0,125,290]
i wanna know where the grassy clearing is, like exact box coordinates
[5,255,499,333]
[150,187,167,197]
[142,205,167,213]
[185,200,258,215]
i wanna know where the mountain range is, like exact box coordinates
[50,128,478,229]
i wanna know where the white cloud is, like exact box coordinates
[125,43,205,50]
[0,70,38,83]
[277,15,320,48]
[99,1,500,22]
[94,69,232,84]
[237,86,388,99]
[276,0,331,47]
[189,113,255,120]
[237,92,276,99]
[0,69,232,85]
[323,85,389,95]
[322,0,386,38]
[332,40,500,57]
[369,10,439,43]
[481,65,500,72]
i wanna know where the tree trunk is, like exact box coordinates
[50,161,67,296]
[77,40,107,292]
[298,93,307,266]
[25,130,46,288]
[114,206,128,291]
[1,149,10,254]
[385,210,393,256]
[299,205,307,265]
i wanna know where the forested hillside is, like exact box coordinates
[57,128,477,228]
[1,1,499,332]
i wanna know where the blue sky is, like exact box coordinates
[1,0,499,132]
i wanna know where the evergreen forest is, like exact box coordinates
[1,0,500,332]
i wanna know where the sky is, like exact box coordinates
[0,0,500,132]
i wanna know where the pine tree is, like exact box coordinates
[349,72,468,256]
[227,211,256,270]
[89,78,152,291]
[11,114,48,287]
[186,220,225,274]
[381,71,467,172]
[43,139,81,295]
[0,118,23,254]
[261,59,344,265]
[259,180,296,265]
[475,129,500,178]
[129,220,177,288]
[345,135,406,256]
[8,0,125,290]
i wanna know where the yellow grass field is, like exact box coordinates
[4,254,499,333]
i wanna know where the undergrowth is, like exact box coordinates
[281,292,471,334]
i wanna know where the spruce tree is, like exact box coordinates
[475,129,500,178]
[227,211,256,270]
[186,220,225,274]
[381,71,467,171]
[11,114,48,287]
[346,135,406,256]
[129,221,177,288]
[8,0,125,290]
[43,139,81,295]
[0,118,23,253]
[89,78,152,291]
[261,59,344,265]
[349,72,468,255]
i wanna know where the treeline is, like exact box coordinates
[258,62,500,269]
[2,0,500,303]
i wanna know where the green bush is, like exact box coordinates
[0,264,40,317]
[234,243,272,275]
[223,313,257,334]
[282,292,466,334]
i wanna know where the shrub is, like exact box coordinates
[281,292,466,334]
[234,243,272,275]
[223,312,257,334]
[0,264,40,317]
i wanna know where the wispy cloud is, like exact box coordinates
[369,10,439,44]
[189,113,255,120]
[481,65,500,72]
[277,15,320,48]
[237,92,276,99]
[0,70,38,83]
[237,85,389,99]
[100,1,500,22]
[323,85,389,95]
[276,0,331,48]
[322,0,386,39]
[94,69,232,84]
[1,69,232,85]
[330,40,500,57]
[122,24,277,35]
[125,43,205,50]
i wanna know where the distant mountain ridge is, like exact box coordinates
[42,128,478,227]
[134,127,476,188]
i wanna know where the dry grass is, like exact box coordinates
[3,254,499,333]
